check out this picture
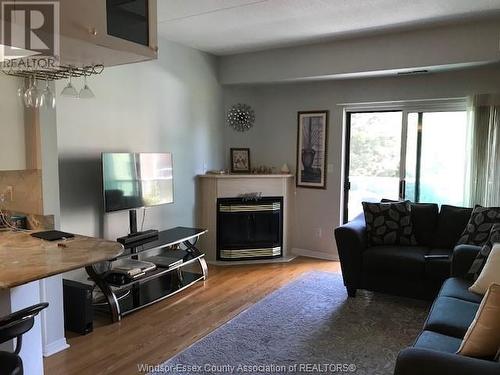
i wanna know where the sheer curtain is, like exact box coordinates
[468,94,500,207]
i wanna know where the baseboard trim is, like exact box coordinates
[292,248,339,261]
[43,338,70,357]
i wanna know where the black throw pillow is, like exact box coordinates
[457,206,500,246]
[468,223,500,280]
[362,201,417,246]
[432,205,473,249]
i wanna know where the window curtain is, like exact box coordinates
[468,94,500,207]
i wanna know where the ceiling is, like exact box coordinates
[157,0,500,55]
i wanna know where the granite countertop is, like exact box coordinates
[0,230,124,289]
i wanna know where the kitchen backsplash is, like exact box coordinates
[0,169,43,215]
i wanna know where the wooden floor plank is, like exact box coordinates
[44,257,340,375]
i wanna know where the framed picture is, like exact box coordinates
[230,148,251,173]
[296,111,329,189]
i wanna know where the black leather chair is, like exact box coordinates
[0,303,49,375]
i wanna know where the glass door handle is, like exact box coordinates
[399,180,406,200]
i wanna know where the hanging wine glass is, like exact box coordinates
[40,75,56,109]
[17,79,27,100]
[60,67,78,98]
[24,75,40,108]
[23,76,33,108]
[79,70,95,99]
[32,78,40,108]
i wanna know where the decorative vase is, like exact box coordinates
[301,148,316,171]
[280,163,290,174]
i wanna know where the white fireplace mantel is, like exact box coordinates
[197,174,295,265]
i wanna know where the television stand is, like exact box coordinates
[86,227,208,323]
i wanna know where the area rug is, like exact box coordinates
[150,272,430,375]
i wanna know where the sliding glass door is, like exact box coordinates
[405,111,468,205]
[344,111,403,221]
[344,108,468,222]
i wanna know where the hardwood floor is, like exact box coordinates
[44,257,340,375]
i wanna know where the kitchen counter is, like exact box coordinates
[0,230,123,289]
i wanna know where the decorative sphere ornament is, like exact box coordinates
[227,103,255,132]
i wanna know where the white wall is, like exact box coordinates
[223,64,500,259]
[0,75,25,170]
[56,38,224,243]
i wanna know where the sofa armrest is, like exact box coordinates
[394,348,500,375]
[334,214,367,296]
[451,244,481,279]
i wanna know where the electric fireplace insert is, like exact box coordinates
[217,196,283,261]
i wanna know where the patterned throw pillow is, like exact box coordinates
[362,201,417,246]
[468,223,500,280]
[457,206,500,246]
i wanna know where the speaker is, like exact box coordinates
[63,279,94,335]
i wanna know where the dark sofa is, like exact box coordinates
[334,204,473,300]
[394,245,500,375]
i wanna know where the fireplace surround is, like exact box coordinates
[198,174,294,264]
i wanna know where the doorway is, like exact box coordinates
[343,109,468,222]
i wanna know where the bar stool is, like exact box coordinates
[0,303,49,375]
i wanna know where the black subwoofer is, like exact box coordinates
[63,279,94,335]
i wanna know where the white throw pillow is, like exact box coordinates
[469,243,500,295]
[457,283,500,358]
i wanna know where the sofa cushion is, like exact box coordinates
[438,278,483,304]
[362,246,427,276]
[458,206,500,246]
[424,296,479,338]
[411,203,439,246]
[425,249,452,281]
[432,205,473,249]
[468,224,500,280]
[414,330,463,353]
[362,201,418,246]
[470,244,500,295]
[381,200,439,246]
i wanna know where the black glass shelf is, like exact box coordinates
[105,252,205,290]
[119,271,204,316]
[117,227,207,260]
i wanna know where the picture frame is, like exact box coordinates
[230,148,251,173]
[296,111,329,189]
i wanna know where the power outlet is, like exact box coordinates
[6,186,13,201]
[0,187,13,203]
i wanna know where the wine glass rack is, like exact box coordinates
[1,64,104,81]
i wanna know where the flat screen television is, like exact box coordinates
[102,152,173,213]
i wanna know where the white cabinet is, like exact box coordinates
[58,0,158,67]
